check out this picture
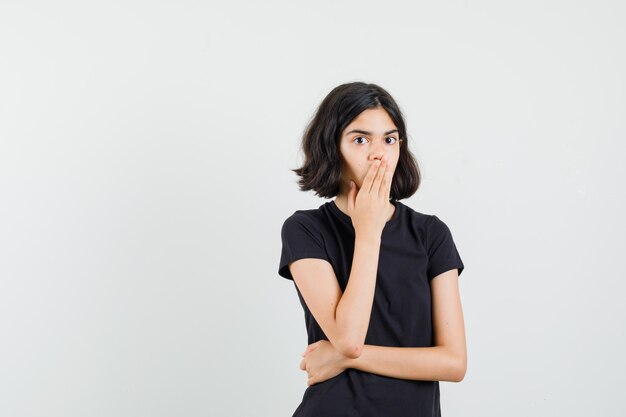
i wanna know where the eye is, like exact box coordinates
[386,137,398,145]
[352,136,399,145]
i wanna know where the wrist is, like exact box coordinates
[354,233,381,245]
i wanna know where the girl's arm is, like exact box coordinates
[343,344,463,382]
[303,268,466,384]
[291,161,392,360]
[345,268,467,382]
[290,234,382,359]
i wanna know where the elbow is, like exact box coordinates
[339,340,364,359]
[451,355,467,382]
[452,368,466,383]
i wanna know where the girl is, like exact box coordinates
[278,81,466,417]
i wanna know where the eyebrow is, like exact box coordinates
[344,129,399,136]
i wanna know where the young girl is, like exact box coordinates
[278,81,466,417]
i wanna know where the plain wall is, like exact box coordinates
[1,1,625,416]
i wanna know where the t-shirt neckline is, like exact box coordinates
[328,199,402,229]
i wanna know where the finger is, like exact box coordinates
[300,358,305,370]
[363,159,382,194]
[347,180,357,213]
[370,157,387,196]
[380,160,394,199]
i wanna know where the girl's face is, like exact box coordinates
[338,107,401,191]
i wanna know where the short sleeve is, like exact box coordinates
[278,213,330,281]
[426,215,465,281]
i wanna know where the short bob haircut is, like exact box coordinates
[292,81,421,201]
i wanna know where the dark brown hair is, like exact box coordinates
[291,81,421,200]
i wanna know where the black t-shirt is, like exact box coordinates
[278,199,465,417]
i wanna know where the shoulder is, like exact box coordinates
[401,201,452,231]
[425,214,456,245]
[280,206,328,242]
[397,202,457,246]
[281,207,325,230]
[397,201,438,234]
[278,207,331,280]
[426,213,451,233]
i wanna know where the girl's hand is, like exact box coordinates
[299,340,350,386]
[348,154,394,238]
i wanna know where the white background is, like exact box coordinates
[1,1,625,416]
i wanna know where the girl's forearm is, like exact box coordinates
[335,235,381,358]
[343,344,465,383]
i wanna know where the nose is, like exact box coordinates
[369,156,386,170]
[370,147,386,162]
[369,147,385,162]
